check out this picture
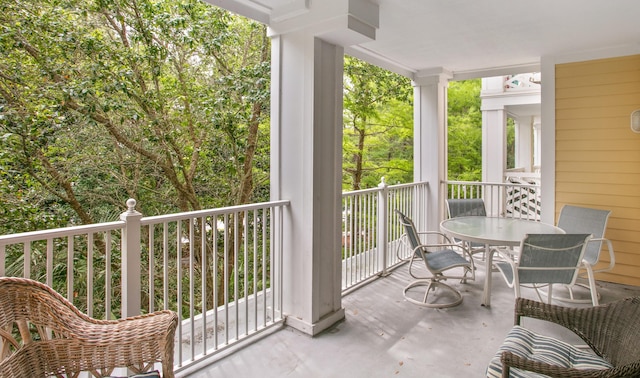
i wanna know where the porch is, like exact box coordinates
[2,179,636,377]
[185,263,640,378]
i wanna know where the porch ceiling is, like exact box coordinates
[204,0,640,80]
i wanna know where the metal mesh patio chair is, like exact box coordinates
[554,204,615,304]
[446,198,490,260]
[446,198,487,218]
[395,210,475,308]
[0,277,178,378]
[487,296,640,378]
[493,233,596,305]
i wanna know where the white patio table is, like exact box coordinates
[439,216,564,307]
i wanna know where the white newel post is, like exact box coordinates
[120,198,142,318]
[377,177,389,275]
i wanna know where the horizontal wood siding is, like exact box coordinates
[555,54,640,286]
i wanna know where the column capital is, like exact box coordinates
[412,67,452,86]
[268,0,378,47]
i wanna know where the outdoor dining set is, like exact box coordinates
[396,200,640,377]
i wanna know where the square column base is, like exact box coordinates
[285,308,346,336]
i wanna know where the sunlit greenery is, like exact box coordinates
[343,56,413,190]
[0,0,270,236]
[0,0,489,318]
[447,79,483,181]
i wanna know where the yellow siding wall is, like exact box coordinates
[555,54,640,286]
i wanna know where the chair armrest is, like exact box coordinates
[514,297,583,326]
[587,237,615,273]
[415,231,453,244]
[413,242,472,258]
[83,310,179,377]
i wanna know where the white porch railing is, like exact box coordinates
[0,199,289,374]
[0,179,536,373]
[0,181,431,373]
[341,180,429,293]
[446,179,541,221]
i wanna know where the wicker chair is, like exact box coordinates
[487,297,640,377]
[0,277,178,378]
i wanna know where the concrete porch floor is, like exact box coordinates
[186,262,640,378]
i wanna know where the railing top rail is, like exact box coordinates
[140,199,290,225]
[0,221,124,245]
[0,200,291,245]
[342,181,429,198]
[388,181,429,190]
[445,180,539,188]
[341,187,380,197]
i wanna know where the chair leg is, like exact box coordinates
[545,264,600,306]
[541,281,602,305]
[403,279,464,308]
[423,281,436,303]
[586,267,599,306]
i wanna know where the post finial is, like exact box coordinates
[126,198,137,213]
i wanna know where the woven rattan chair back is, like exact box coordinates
[570,296,640,368]
[0,277,178,378]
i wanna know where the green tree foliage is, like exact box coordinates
[0,0,270,234]
[343,56,413,190]
[0,0,272,315]
[506,117,515,169]
[447,79,482,181]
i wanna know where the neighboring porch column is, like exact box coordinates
[270,32,345,335]
[514,115,533,172]
[413,71,451,230]
[532,116,541,170]
[481,106,507,216]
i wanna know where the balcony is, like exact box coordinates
[1,179,635,377]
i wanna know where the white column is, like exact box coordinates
[413,71,450,230]
[540,58,556,224]
[532,116,541,170]
[270,32,345,336]
[481,107,507,216]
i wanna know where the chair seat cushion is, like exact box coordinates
[425,249,470,273]
[486,325,612,378]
